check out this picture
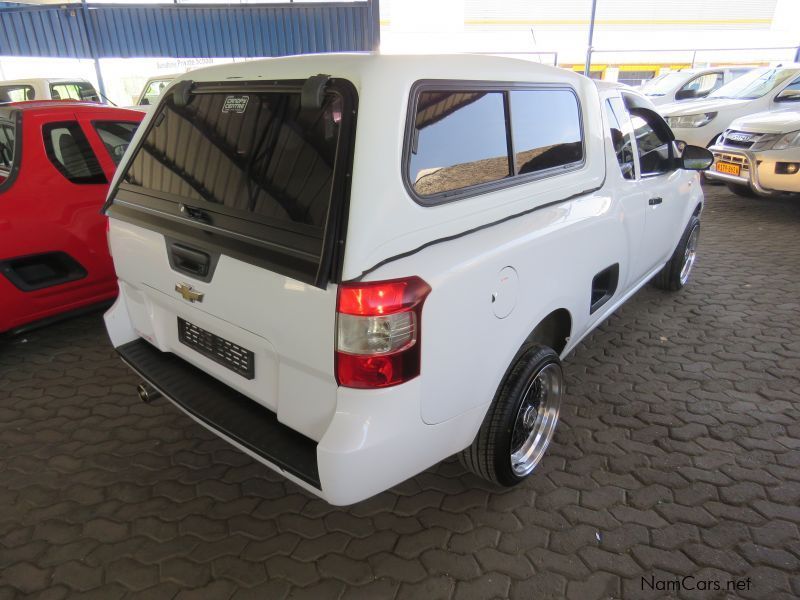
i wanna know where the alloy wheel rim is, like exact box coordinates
[510,362,563,477]
[680,225,699,285]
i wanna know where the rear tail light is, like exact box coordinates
[336,276,431,389]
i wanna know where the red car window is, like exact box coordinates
[0,121,15,184]
[93,121,139,166]
[42,121,107,185]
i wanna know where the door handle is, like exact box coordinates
[648,197,663,206]
[170,243,209,277]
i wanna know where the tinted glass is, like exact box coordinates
[410,91,510,196]
[624,102,673,176]
[679,73,723,98]
[605,98,635,180]
[43,122,106,184]
[123,91,341,230]
[0,85,35,103]
[50,82,99,102]
[709,67,795,100]
[0,122,15,179]
[140,79,172,105]
[510,89,582,175]
[777,75,800,101]
[94,121,139,165]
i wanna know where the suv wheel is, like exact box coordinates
[460,345,563,486]
[653,215,700,291]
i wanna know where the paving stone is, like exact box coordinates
[159,557,212,587]
[565,572,620,600]
[453,573,511,600]
[51,560,103,592]
[2,562,51,594]
[105,557,159,591]
[369,553,428,583]
[212,556,267,587]
[396,575,455,600]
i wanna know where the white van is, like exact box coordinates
[102,55,711,505]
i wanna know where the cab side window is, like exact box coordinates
[624,97,674,176]
[43,122,107,184]
[677,72,723,100]
[776,75,800,102]
[605,98,635,180]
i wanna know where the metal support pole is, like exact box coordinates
[370,0,381,52]
[584,0,598,77]
[691,50,697,68]
[79,0,107,100]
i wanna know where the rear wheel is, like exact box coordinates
[726,182,757,197]
[653,215,700,291]
[460,345,563,486]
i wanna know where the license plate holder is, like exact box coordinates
[178,318,255,379]
[716,161,741,176]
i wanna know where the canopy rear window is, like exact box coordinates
[109,80,355,286]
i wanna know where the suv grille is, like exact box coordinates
[718,129,778,150]
[178,318,255,379]
[721,130,757,149]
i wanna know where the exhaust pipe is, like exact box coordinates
[137,382,161,404]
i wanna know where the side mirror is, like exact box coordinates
[674,88,698,101]
[678,143,714,170]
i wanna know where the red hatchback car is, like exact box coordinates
[0,102,143,334]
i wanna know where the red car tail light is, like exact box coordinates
[336,276,431,389]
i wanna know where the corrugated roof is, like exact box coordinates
[0,2,378,59]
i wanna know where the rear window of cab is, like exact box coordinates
[405,84,584,204]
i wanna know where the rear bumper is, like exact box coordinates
[706,145,800,195]
[106,298,486,505]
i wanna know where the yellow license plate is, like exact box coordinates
[716,162,741,176]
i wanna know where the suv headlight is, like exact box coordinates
[665,112,717,128]
[772,130,800,151]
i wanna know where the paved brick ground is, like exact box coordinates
[1,185,799,600]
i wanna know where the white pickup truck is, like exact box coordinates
[102,54,712,505]
[0,78,101,103]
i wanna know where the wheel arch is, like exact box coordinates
[523,308,572,356]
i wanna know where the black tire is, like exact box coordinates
[653,215,700,291]
[459,344,563,487]
[726,182,757,197]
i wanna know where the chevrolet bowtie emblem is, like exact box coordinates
[175,282,204,303]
